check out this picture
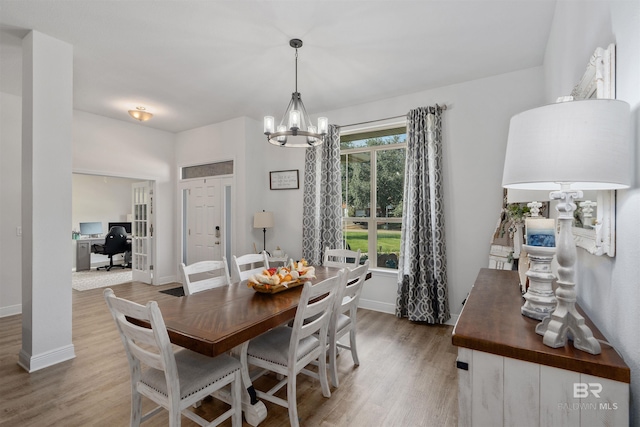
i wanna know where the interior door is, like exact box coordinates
[184,178,223,265]
[132,181,153,283]
[180,174,233,268]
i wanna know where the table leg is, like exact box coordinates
[234,342,267,426]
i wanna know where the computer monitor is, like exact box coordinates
[79,221,103,237]
[108,221,132,234]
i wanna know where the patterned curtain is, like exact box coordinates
[396,106,450,324]
[302,125,343,265]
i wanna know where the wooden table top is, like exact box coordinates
[452,268,630,383]
[156,266,344,357]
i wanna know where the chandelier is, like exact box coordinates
[264,39,328,147]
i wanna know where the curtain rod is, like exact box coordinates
[337,104,447,129]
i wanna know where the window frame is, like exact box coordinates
[340,123,407,270]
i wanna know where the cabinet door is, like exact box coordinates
[471,350,504,426]
[76,241,90,271]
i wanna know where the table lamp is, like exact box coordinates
[254,210,274,255]
[502,99,630,355]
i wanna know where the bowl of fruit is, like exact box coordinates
[248,259,315,294]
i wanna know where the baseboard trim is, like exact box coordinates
[358,298,396,315]
[0,304,22,318]
[18,344,76,373]
[358,299,459,326]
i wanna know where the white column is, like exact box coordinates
[19,31,75,371]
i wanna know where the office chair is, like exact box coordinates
[92,226,131,271]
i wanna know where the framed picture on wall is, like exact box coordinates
[270,170,299,190]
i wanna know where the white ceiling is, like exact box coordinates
[0,1,557,133]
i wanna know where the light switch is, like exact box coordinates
[16,226,22,236]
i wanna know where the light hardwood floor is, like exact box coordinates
[0,281,458,427]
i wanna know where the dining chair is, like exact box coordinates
[322,246,361,269]
[179,258,231,295]
[230,251,270,282]
[328,260,370,388]
[103,288,242,427]
[245,269,347,427]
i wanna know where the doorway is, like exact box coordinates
[71,173,156,288]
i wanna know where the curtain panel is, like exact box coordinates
[396,106,450,324]
[302,124,343,265]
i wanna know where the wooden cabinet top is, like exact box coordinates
[452,268,630,383]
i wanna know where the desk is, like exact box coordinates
[452,269,629,427]
[75,236,132,271]
[153,266,345,426]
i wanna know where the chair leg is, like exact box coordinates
[106,256,114,271]
[329,340,339,388]
[287,370,300,427]
[231,370,242,426]
[318,347,331,398]
[350,328,360,366]
[131,389,142,427]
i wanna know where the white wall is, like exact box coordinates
[0,92,23,317]
[325,68,546,317]
[543,1,640,424]
[0,104,177,318]
[176,117,248,258]
[489,3,640,420]
[174,67,546,317]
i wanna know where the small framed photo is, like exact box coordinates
[270,170,299,190]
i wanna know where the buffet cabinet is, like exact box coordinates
[452,269,629,427]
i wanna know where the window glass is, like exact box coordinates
[341,152,371,218]
[340,127,406,269]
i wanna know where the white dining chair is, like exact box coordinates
[322,246,361,269]
[179,258,231,295]
[245,269,347,427]
[103,288,242,427]
[230,251,270,282]
[328,260,369,388]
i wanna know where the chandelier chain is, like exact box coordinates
[294,48,298,93]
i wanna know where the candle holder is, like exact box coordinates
[521,244,557,320]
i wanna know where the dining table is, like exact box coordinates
[152,265,354,426]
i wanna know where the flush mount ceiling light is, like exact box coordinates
[264,39,328,147]
[128,106,153,122]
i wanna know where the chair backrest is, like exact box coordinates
[323,246,361,269]
[104,226,129,254]
[290,269,347,362]
[179,258,232,295]
[103,288,179,400]
[341,260,369,316]
[230,252,270,282]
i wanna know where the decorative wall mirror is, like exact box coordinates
[570,43,616,256]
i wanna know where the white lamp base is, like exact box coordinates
[521,245,557,320]
[534,189,601,355]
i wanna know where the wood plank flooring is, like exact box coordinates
[0,281,458,426]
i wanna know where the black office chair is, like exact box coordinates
[92,226,131,271]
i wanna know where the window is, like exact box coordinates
[341,127,406,269]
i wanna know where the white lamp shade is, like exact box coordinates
[253,211,274,229]
[502,99,631,190]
